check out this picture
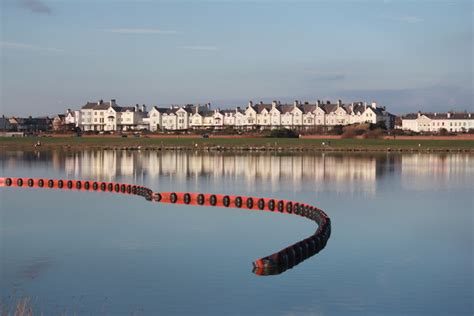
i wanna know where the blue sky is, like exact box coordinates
[1,0,472,116]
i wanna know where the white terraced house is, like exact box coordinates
[79,99,148,132]
[401,112,474,132]
[65,109,81,128]
[232,99,393,130]
[72,98,395,132]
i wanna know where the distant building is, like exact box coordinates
[52,114,66,131]
[401,112,474,132]
[78,99,148,132]
[8,116,51,132]
[0,116,12,131]
[65,109,81,128]
[70,98,395,132]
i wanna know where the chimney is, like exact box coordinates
[271,100,277,109]
[417,112,421,118]
[110,99,116,106]
[447,112,451,118]
[317,100,321,106]
[294,100,299,106]
[469,113,471,118]
[248,100,253,108]
[196,104,199,114]
[434,112,437,117]
[371,101,377,109]
[98,99,103,105]
[259,101,263,105]
[141,104,146,112]
[135,104,139,112]
[207,103,211,110]
[337,99,342,106]
[327,100,331,105]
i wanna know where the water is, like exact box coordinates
[1,150,473,315]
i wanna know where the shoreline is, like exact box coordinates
[1,136,473,153]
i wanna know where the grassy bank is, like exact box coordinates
[1,136,473,152]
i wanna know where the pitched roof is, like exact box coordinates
[403,112,474,120]
[151,106,169,113]
[343,103,367,114]
[81,101,112,110]
[301,104,316,114]
[220,109,235,114]
[117,106,136,112]
[81,102,98,109]
[198,110,214,117]
[255,104,273,113]
[279,104,294,114]
[321,103,338,114]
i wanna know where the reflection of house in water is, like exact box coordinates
[64,151,133,179]
[401,154,473,190]
[3,150,470,195]
[61,151,386,194]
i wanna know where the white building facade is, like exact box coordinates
[72,98,396,132]
[402,112,474,132]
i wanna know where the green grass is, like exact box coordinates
[1,136,473,150]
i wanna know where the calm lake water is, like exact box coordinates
[1,150,473,315]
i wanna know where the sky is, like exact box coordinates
[0,0,472,116]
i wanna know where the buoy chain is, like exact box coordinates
[1,177,330,276]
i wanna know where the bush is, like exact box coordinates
[368,121,387,130]
[341,129,356,139]
[268,128,299,138]
[438,128,449,136]
[341,124,370,138]
[327,125,344,135]
[363,128,384,139]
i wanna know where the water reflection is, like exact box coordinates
[2,175,331,276]
[1,150,472,195]
[401,153,474,190]
[1,150,472,314]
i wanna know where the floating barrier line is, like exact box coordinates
[0,177,331,276]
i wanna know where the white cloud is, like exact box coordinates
[0,41,65,53]
[180,45,219,51]
[103,28,178,34]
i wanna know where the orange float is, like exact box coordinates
[0,177,331,275]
